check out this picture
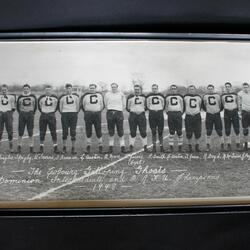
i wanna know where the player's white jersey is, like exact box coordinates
[238,90,250,112]
[221,93,238,110]
[104,91,126,111]
[165,94,184,113]
[38,95,58,113]
[146,93,165,111]
[0,94,15,112]
[59,94,79,113]
[81,92,104,112]
[126,94,146,114]
[17,94,37,113]
[184,94,202,115]
[203,93,221,114]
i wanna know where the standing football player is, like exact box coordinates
[165,85,184,152]
[0,84,16,153]
[59,83,80,154]
[221,82,240,151]
[146,84,165,153]
[17,84,37,153]
[126,84,148,152]
[183,85,202,152]
[38,85,59,154]
[104,82,127,154]
[238,82,250,151]
[203,84,224,151]
[81,83,104,154]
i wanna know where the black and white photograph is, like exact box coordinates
[0,38,249,207]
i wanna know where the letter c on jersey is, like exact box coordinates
[208,96,216,105]
[66,96,74,104]
[1,97,8,105]
[90,95,98,104]
[170,97,178,105]
[189,98,197,108]
[152,97,160,104]
[135,97,142,104]
[22,97,31,106]
[225,95,233,103]
[45,97,53,106]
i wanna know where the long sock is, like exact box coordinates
[63,140,67,147]
[169,134,174,146]
[86,137,91,146]
[129,136,136,146]
[98,137,103,146]
[244,135,248,143]
[119,136,125,147]
[109,136,114,146]
[220,136,224,144]
[159,135,163,147]
[72,140,76,148]
[235,134,240,144]
[9,141,13,149]
[53,140,57,147]
[206,135,211,145]
[29,136,34,147]
[141,136,147,147]
[195,138,200,145]
[187,138,192,145]
[18,136,22,146]
[225,136,231,144]
[152,134,157,146]
[177,135,183,146]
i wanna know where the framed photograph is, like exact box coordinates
[0,32,250,208]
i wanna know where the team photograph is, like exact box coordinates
[0,40,249,204]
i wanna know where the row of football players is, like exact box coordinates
[0,81,250,154]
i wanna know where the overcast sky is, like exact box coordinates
[0,40,250,91]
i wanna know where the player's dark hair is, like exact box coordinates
[65,83,72,88]
[170,84,177,89]
[111,82,118,87]
[23,84,31,89]
[44,84,52,89]
[89,83,97,88]
[225,82,232,87]
[188,85,196,89]
[1,84,8,89]
[207,84,214,89]
[152,84,158,88]
[243,82,249,87]
[134,84,142,89]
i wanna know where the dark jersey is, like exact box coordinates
[17,94,37,113]
[38,95,58,113]
[184,94,202,115]
[221,93,238,110]
[146,93,165,111]
[81,92,104,112]
[165,94,184,113]
[126,94,146,114]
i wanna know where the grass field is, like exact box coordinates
[0,110,249,202]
